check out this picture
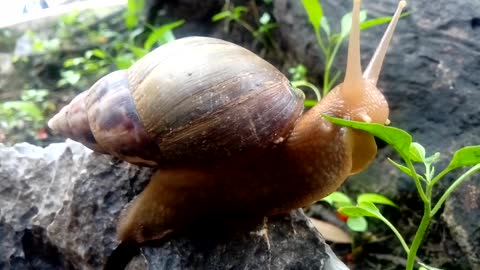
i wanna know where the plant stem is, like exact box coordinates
[315,29,327,54]
[291,80,322,101]
[379,216,410,255]
[430,167,451,186]
[404,158,428,203]
[406,201,431,270]
[431,164,480,217]
[322,37,345,96]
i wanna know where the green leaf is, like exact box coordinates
[144,20,184,50]
[114,54,135,69]
[319,16,330,36]
[323,116,413,158]
[60,70,81,85]
[212,10,232,22]
[321,192,353,207]
[124,0,144,29]
[339,201,384,220]
[2,101,44,121]
[90,49,107,59]
[63,57,85,67]
[257,23,277,34]
[360,16,392,30]
[346,216,368,232]
[447,145,480,170]
[288,64,308,81]
[357,193,398,207]
[232,6,248,20]
[301,0,323,33]
[128,46,149,59]
[340,10,367,38]
[425,152,441,167]
[388,158,415,177]
[409,142,426,162]
[360,12,411,31]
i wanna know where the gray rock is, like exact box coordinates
[443,177,480,269]
[0,141,348,269]
[0,140,87,269]
[127,210,348,270]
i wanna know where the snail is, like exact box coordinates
[48,0,407,243]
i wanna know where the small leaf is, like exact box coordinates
[114,55,135,69]
[301,0,323,33]
[388,158,419,178]
[425,152,441,166]
[321,192,353,207]
[340,12,352,37]
[339,201,385,221]
[124,0,144,29]
[90,49,107,59]
[232,6,248,20]
[346,216,368,232]
[387,158,426,181]
[409,142,426,162]
[319,16,330,36]
[257,23,277,34]
[338,206,376,218]
[360,16,392,30]
[63,57,85,67]
[360,12,410,31]
[60,70,81,85]
[340,10,367,38]
[447,145,480,170]
[128,46,148,59]
[144,20,184,50]
[2,101,44,121]
[212,10,232,22]
[323,116,413,158]
[357,193,398,207]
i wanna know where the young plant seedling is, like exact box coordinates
[324,115,480,270]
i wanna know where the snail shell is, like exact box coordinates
[49,37,305,166]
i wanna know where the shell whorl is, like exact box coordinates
[49,37,305,165]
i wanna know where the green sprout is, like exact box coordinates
[212,4,279,55]
[324,115,480,270]
[322,191,397,232]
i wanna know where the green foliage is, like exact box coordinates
[0,90,54,137]
[58,4,184,88]
[288,64,321,104]
[125,0,145,29]
[300,0,406,97]
[212,3,278,54]
[325,115,480,270]
[322,191,396,232]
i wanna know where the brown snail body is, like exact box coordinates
[48,0,406,243]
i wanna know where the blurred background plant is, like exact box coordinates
[0,0,184,146]
[212,0,279,57]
